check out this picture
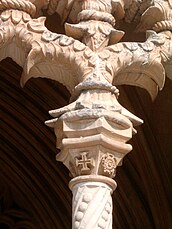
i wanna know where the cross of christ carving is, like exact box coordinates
[76,152,95,172]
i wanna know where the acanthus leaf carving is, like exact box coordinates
[0,3,171,124]
[65,20,124,51]
[1,1,170,101]
[42,30,61,42]
[20,33,95,93]
[104,30,172,100]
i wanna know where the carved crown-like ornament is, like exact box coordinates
[0,0,172,182]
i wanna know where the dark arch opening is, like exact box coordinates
[0,223,11,229]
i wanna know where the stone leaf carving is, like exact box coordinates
[0,10,34,66]
[65,21,124,51]
[0,0,50,66]
[0,0,171,178]
[0,2,171,101]
[0,10,58,69]
[22,28,172,101]
[21,31,96,93]
[105,30,172,100]
[1,2,172,229]
[0,9,95,93]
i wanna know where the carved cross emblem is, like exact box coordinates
[76,152,95,172]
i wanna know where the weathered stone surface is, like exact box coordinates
[69,175,116,229]
[0,0,171,228]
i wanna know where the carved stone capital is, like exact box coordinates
[46,88,143,179]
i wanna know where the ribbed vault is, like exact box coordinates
[0,12,172,229]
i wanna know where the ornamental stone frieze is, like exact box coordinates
[0,0,172,228]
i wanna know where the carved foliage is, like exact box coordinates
[0,1,171,101]
[0,11,48,66]
[105,30,172,99]
[0,9,93,92]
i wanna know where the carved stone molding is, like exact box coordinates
[0,0,172,228]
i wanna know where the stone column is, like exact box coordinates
[46,87,141,229]
[43,1,172,228]
[0,0,172,229]
[69,176,116,229]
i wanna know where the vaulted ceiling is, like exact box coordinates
[0,12,172,229]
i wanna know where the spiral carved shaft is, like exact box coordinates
[70,176,116,229]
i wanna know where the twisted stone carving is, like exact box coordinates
[0,0,36,16]
[69,176,116,229]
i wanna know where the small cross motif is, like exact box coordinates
[76,152,94,172]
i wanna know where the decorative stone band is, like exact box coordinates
[0,0,36,17]
[69,175,116,229]
[77,10,116,26]
[74,80,119,98]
